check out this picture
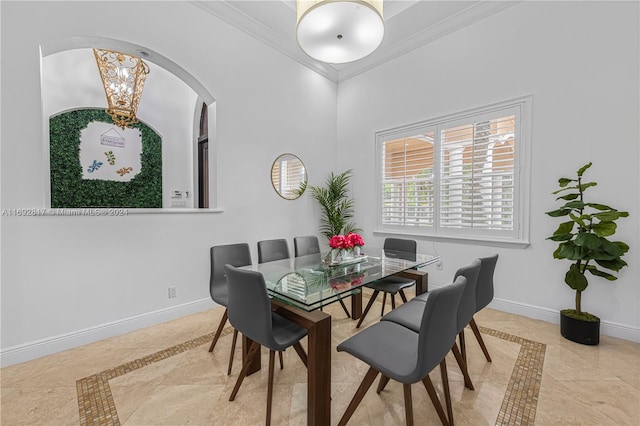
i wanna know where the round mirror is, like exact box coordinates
[271,154,307,200]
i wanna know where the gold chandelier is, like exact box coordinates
[296,0,384,64]
[93,48,150,129]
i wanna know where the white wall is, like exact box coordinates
[1,1,337,364]
[337,1,640,340]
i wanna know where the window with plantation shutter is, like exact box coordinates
[376,97,531,245]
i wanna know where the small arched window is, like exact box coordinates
[197,103,209,208]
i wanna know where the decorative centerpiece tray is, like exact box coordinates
[325,254,368,267]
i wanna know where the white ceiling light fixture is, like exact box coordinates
[296,0,384,64]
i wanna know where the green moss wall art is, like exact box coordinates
[49,109,162,208]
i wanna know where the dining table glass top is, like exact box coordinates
[242,247,440,312]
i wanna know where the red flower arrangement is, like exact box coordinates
[329,233,365,250]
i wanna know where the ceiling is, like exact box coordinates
[190,0,520,83]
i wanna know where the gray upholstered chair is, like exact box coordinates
[293,235,321,257]
[381,259,482,393]
[337,276,467,426]
[294,235,351,318]
[469,254,499,363]
[257,238,290,264]
[355,237,417,328]
[208,243,252,375]
[224,265,308,426]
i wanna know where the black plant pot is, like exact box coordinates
[560,311,600,345]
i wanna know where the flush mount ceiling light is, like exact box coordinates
[296,0,384,64]
[93,48,150,129]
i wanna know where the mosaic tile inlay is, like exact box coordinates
[76,326,545,425]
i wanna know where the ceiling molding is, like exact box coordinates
[337,1,523,82]
[190,0,339,82]
[190,1,522,84]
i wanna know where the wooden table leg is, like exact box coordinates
[350,291,362,319]
[243,335,262,376]
[272,300,332,426]
[398,270,429,296]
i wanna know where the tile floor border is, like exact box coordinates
[76,326,545,425]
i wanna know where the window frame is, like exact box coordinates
[375,96,532,247]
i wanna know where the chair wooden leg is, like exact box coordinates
[356,290,379,328]
[451,343,474,390]
[292,342,308,368]
[230,341,260,401]
[440,358,454,426]
[399,289,408,303]
[391,294,396,310]
[278,351,284,370]
[403,383,414,426]
[470,317,492,362]
[338,298,351,318]
[381,292,388,316]
[338,367,379,426]
[208,308,228,352]
[422,375,450,426]
[266,350,275,426]
[376,374,390,394]
[458,329,467,363]
[227,328,238,375]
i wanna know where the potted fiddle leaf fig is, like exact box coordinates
[546,162,629,345]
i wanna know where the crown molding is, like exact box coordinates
[190,0,340,83]
[190,1,522,84]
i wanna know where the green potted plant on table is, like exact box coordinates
[546,162,629,345]
[303,169,361,239]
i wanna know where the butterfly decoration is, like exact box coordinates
[104,151,116,165]
[116,166,133,176]
[87,160,103,173]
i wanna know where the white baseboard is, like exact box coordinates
[1,298,215,367]
[489,298,640,343]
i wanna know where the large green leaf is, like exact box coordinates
[577,162,592,177]
[586,203,613,211]
[579,182,597,191]
[548,233,573,241]
[553,221,575,235]
[595,258,628,272]
[552,186,577,194]
[569,212,586,227]
[556,193,579,201]
[574,233,603,250]
[594,211,627,221]
[601,239,624,257]
[592,221,616,237]
[563,200,585,210]
[558,242,587,260]
[586,265,617,281]
[558,177,574,187]
[565,263,588,291]
[613,241,630,254]
[546,208,571,217]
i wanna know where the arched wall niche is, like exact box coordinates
[40,36,218,210]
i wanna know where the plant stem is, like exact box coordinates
[576,290,582,314]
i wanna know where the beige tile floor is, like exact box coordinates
[2,292,639,425]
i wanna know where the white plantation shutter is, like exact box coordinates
[440,115,516,232]
[381,135,435,228]
[376,97,530,244]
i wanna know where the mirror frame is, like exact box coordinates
[270,153,307,200]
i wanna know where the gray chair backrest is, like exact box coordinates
[383,237,417,262]
[475,254,499,312]
[294,236,321,257]
[258,239,290,264]
[413,275,466,382]
[224,264,277,349]
[210,243,252,303]
[454,259,482,333]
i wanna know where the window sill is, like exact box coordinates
[373,229,530,249]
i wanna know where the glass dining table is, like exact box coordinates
[239,247,440,426]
